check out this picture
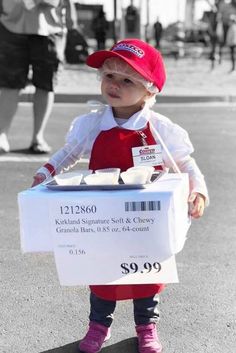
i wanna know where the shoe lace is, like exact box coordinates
[140,327,157,342]
[86,326,107,344]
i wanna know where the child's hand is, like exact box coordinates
[188,192,205,219]
[31,173,46,187]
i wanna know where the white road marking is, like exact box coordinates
[0,155,88,163]
[19,101,236,108]
[0,156,48,162]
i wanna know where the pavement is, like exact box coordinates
[21,55,236,103]
[1,103,236,353]
[1,51,236,353]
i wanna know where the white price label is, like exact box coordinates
[50,197,179,286]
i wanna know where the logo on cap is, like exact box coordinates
[112,43,144,58]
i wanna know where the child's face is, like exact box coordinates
[101,72,151,118]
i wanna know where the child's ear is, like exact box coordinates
[142,92,157,108]
[144,91,155,100]
[147,91,155,98]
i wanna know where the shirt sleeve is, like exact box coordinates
[36,112,102,177]
[164,124,194,164]
[177,156,209,206]
[150,113,209,205]
[36,114,91,176]
[151,116,194,166]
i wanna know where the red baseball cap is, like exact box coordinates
[86,38,166,92]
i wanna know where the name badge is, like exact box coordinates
[132,144,163,167]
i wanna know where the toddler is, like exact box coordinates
[32,39,209,353]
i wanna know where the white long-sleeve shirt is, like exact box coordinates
[37,105,209,204]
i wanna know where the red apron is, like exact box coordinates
[89,123,165,300]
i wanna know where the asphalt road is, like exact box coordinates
[1,103,236,353]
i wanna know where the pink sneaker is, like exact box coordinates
[136,323,162,353]
[79,321,111,353]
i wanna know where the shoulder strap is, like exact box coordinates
[149,120,181,174]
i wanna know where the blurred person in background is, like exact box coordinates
[153,17,163,49]
[0,0,77,154]
[207,0,236,69]
[172,22,185,60]
[218,0,236,44]
[226,14,236,71]
[91,9,109,50]
[208,11,224,69]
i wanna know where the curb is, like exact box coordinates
[19,93,236,104]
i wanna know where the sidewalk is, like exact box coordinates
[21,56,236,103]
